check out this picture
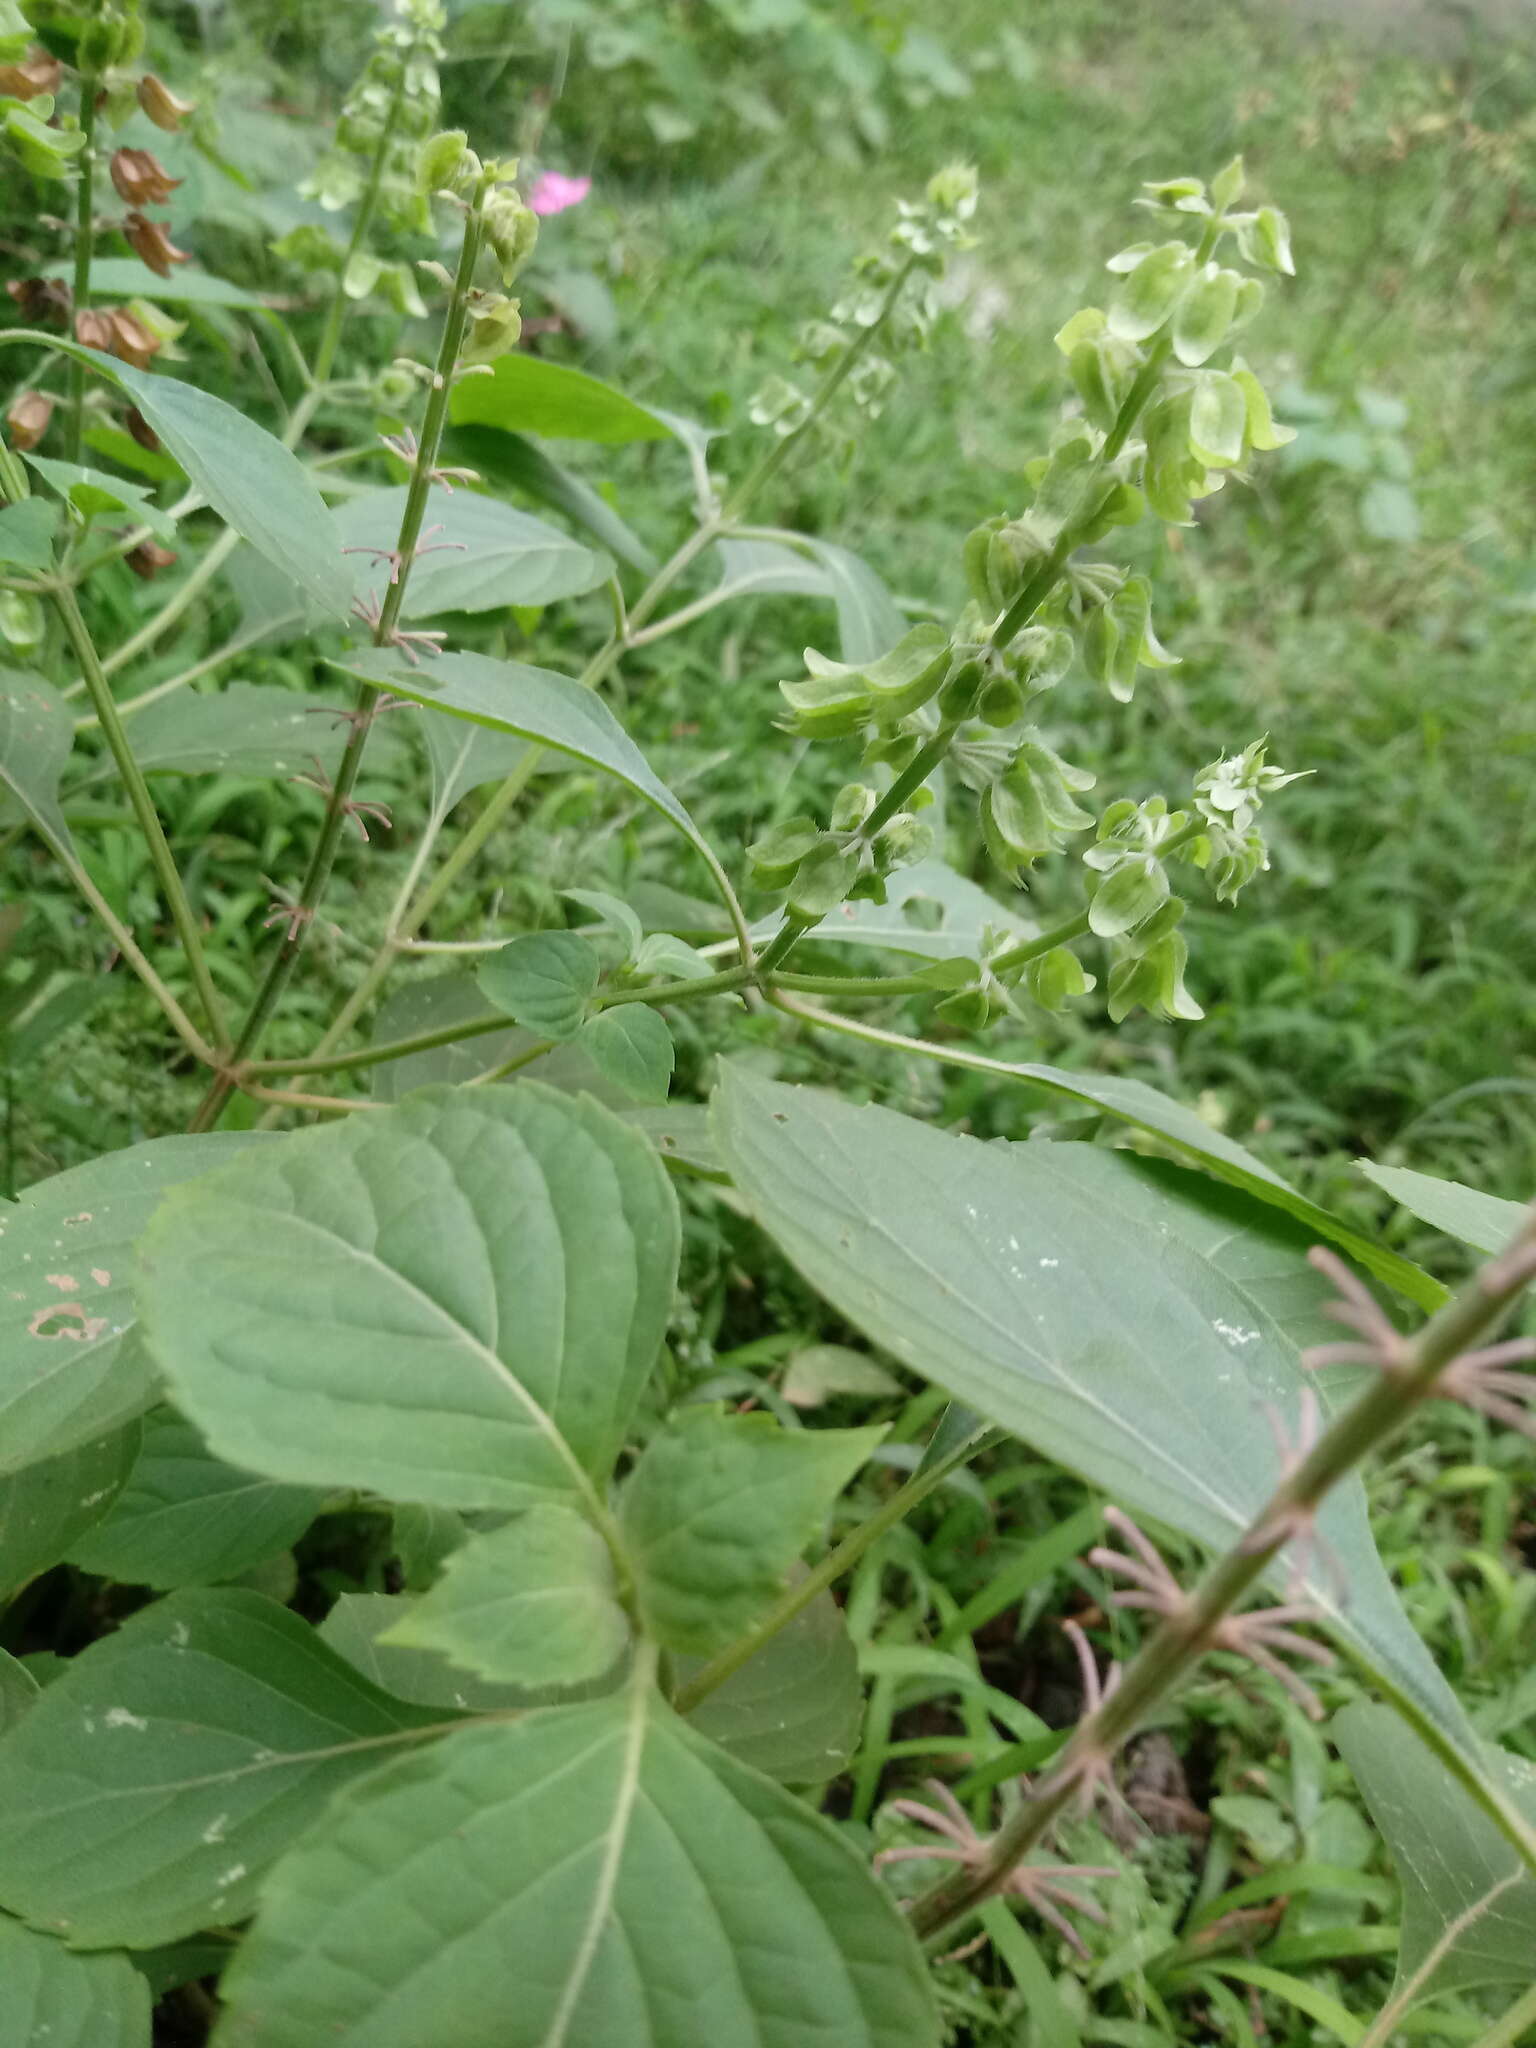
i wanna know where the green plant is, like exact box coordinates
[2,6,1536,2040]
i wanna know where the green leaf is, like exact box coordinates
[65,1409,329,1589]
[1355,1160,1527,1258]
[712,535,833,603]
[318,1593,538,1713]
[42,255,267,308]
[1336,1703,1536,2003]
[16,343,352,615]
[447,352,692,444]
[25,454,179,544]
[0,1645,40,1731]
[0,1131,265,1472]
[0,496,59,572]
[138,1086,679,1513]
[564,887,644,958]
[440,424,658,573]
[381,1508,629,1689]
[578,1004,674,1104]
[106,684,364,779]
[365,973,600,1103]
[335,485,612,615]
[679,1588,864,1783]
[712,1072,1479,1763]
[212,1681,939,2047]
[803,538,905,664]
[0,666,74,855]
[0,1918,151,2047]
[783,1344,902,1408]
[330,649,724,880]
[420,706,528,818]
[0,1427,141,1603]
[0,1589,445,1949]
[620,1406,883,1655]
[478,930,600,1040]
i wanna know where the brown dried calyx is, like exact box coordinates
[6,277,73,327]
[122,212,190,279]
[74,305,163,370]
[137,73,195,131]
[4,391,54,452]
[109,147,181,208]
[0,47,62,99]
[126,540,177,579]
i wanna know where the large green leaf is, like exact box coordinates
[712,1071,1476,1763]
[1336,1704,1536,2004]
[335,485,612,615]
[0,1427,140,1603]
[138,1086,679,1513]
[43,254,267,307]
[1355,1161,1529,1259]
[806,538,905,664]
[109,684,364,779]
[679,1588,864,1784]
[0,1646,39,1732]
[0,1131,264,1472]
[382,1507,629,1689]
[212,1680,939,2047]
[0,666,73,854]
[620,1407,883,1655]
[330,648,723,879]
[0,1917,151,2047]
[65,1409,330,1589]
[0,1589,444,1948]
[8,342,351,614]
[447,352,682,444]
[826,1033,1441,1309]
[419,702,529,817]
[711,536,833,603]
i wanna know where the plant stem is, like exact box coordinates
[189,181,492,1131]
[66,77,97,464]
[52,842,219,1067]
[51,579,228,1049]
[671,1424,995,1716]
[907,1213,1536,1941]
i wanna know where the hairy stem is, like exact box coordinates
[65,78,97,464]
[190,181,491,1131]
[51,579,228,1049]
[908,1214,1536,1939]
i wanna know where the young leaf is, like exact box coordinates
[335,485,612,614]
[1336,1703,1536,2003]
[1355,1160,1528,1258]
[330,649,723,882]
[0,666,74,855]
[0,1427,141,1603]
[679,1588,864,1784]
[447,351,689,444]
[578,1004,675,1104]
[563,887,644,959]
[319,1593,538,1713]
[381,1507,629,1689]
[64,1409,330,1590]
[477,930,600,1040]
[212,1683,939,2047]
[0,1917,151,2047]
[620,1406,884,1655]
[26,344,352,615]
[0,495,60,571]
[0,1131,265,1473]
[712,1071,1481,1772]
[0,1588,445,1948]
[138,1086,679,1514]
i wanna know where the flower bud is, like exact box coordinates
[746,817,824,891]
[124,405,160,452]
[122,211,190,279]
[484,189,539,284]
[4,390,53,452]
[1024,946,1094,1013]
[0,48,62,99]
[137,73,195,132]
[1107,241,1193,344]
[460,292,522,367]
[1171,262,1238,367]
[417,127,468,194]
[109,146,181,207]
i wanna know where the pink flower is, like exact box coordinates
[528,172,591,217]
